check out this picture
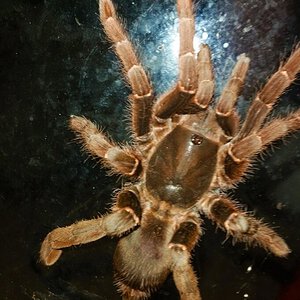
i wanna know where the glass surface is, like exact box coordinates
[1,0,300,299]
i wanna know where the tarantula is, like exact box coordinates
[40,0,300,299]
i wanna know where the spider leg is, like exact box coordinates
[219,110,300,185]
[237,46,300,139]
[229,110,300,162]
[99,0,154,137]
[69,115,141,176]
[40,188,141,266]
[193,44,214,110]
[171,248,201,300]
[154,0,197,119]
[198,194,290,257]
[116,284,150,300]
[216,54,250,136]
[169,221,200,252]
[168,220,201,300]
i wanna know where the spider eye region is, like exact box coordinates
[191,134,203,145]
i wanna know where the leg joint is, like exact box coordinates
[116,188,142,221]
[169,221,200,252]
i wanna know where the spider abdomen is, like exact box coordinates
[145,124,219,208]
[113,228,172,295]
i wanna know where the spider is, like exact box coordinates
[40,0,300,299]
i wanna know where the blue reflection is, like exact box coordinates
[128,0,237,95]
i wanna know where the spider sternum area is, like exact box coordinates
[145,122,219,208]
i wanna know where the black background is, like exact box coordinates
[1,0,300,299]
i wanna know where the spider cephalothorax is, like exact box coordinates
[40,0,300,299]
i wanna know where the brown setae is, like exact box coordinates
[40,0,300,299]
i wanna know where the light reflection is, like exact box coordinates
[202,31,209,40]
[169,34,202,58]
[223,42,229,48]
[130,1,237,93]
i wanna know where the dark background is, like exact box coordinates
[1,0,300,299]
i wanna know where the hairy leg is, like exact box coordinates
[115,282,151,300]
[154,0,197,119]
[172,249,201,300]
[230,110,300,161]
[169,221,200,252]
[216,54,250,136]
[69,115,141,176]
[40,189,141,265]
[193,44,214,109]
[237,46,300,139]
[168,219,201,300]
[218,110,300,185]
[99,0,154,136]
[198,194,290,257]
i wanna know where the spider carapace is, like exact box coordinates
[146,114,219,208]
[40,0,300,299]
